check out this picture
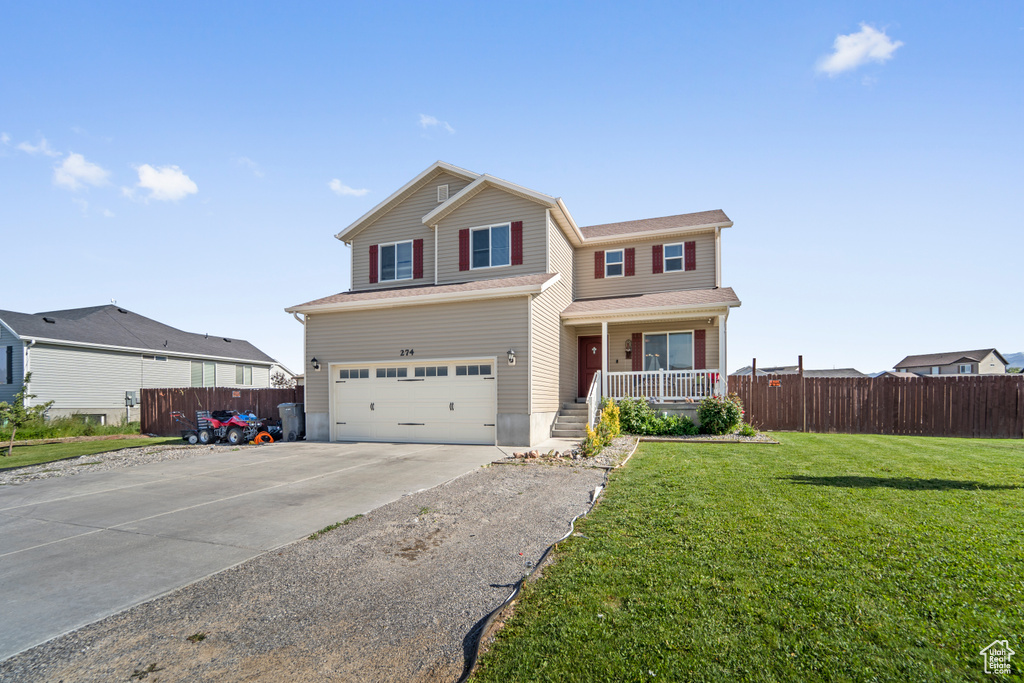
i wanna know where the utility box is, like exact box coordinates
[125,390,139,407]
[278,403,305,442]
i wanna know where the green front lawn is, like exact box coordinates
[0,437,181,471]
[473,433,1024,682]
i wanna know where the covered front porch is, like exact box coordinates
[560,288,740,424]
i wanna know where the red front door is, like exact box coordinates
[578,336,602,397]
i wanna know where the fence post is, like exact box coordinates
[799,355,806,432]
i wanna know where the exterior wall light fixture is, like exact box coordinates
[311,357,321,371]
[507,349,516,366]
[625,338,632,359]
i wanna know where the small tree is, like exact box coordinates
[271,371,296,388]
[0,372,53,456]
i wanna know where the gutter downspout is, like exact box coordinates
[23,339,36,407]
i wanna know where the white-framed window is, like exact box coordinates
[455,364,493,376]
[235,364,253,385]
[380,240,413,282]
[471,223,511,269]
[931,366,940,375]
[143,355,167,362]
[604,249,624,277]
[958,363,971,374]
[664,243,684,272]
[191,361,215,387]
[642,332,694,371]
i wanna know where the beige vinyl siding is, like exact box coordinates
[544,212,578,405]
[0,326,24,404]
[566,320,721,392]
[435,186,549,284]
[979,351,1006,374]
[350,171,471,291]
[574,232,717,299]
[303,297,529,414]
[530,283,574,412]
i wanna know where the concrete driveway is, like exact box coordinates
[0,441,503,661]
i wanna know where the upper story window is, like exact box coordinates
[472,223,511,269]
[605,249,624,277]
[664,243,684,272]
[380,241,413,282]
[958,363,972,374]
[931,366,940,375]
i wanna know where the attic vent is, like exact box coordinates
[118,308,128,314]
[437,184,449,202]
[223,338,232,342]
[43,317,56,324]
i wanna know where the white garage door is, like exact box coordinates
[330,360,497,445]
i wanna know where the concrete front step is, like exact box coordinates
[555,415,587,425]
[563,402,590,411]
[552,428,586,438]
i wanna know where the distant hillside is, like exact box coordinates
[1005,351,1024,369]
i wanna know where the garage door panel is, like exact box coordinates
[331,361,496,445]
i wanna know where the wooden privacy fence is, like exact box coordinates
[731,374,1024,438]
[141,387,304,436]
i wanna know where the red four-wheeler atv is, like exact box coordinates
[172,410,273,445]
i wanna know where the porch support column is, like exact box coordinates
[601,320,608,398]
[719,313,728,395]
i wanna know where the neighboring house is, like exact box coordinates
[732,366,867,378]
[286,161,741,446]
[894,349,1008,376]
[0,305,279,424]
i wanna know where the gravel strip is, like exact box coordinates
[0,463,606,682]
[0,442,254,485]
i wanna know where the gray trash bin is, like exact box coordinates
[278,403,306,442]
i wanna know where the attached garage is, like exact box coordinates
[330,359,497,445]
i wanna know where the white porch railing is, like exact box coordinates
[605,370,721,402]
[586,371,602,428]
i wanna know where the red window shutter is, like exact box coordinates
[694,329,706,369]
[511,221,523,265]
[369,245,379,284]
[685,241,696,271]
[594,251,604,279]
[624,247,635,276]
[652,244,663,274]
[631,332,643,372]
[413,238,424,279]
[459,229,469,271]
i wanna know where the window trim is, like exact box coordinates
[604,249,625,278]
[931,366,940,375]
[958,363,972,374]
[641,330,695,372]
[469,222,512,270]
[663,242,684,273]
[191,360,216,387]
[378,239,414,282]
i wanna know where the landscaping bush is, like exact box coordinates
[582,400,622,457]
[697,393,743,435]
[738,423,758,437]
[615,397,698,436]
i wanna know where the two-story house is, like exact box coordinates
[894,349,1008,376]
[286,161,741,446]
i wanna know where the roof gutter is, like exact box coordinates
[561,300,740,326]
[581,221,733,246]
[287,274,559,315]
[20,336,276,366]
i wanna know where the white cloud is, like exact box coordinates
[419,113,455,134]
[1,133,9,145]
[236,156,264,178]
[328,179,370,197]
[102,208,115,218]
[817,23,903,76]
[17,137,60,157]
[54,152,111,190]
[131,164,198,201]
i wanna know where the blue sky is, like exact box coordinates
[2,1,1021,374]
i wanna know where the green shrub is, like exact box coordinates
[615,397,698,436]
[738,423,758,437]
[582,401,622,457]
[0,415,141,442]
[697,394,744,435]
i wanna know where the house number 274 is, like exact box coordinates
[400,349,415,356]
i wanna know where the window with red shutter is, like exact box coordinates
[652,244,663,274]
[413,239,424,279]
[594,251,604,279]
[369,245,378,284]
[625,248,635,276]
[631,333,642,372]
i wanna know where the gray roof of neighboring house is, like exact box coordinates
[579,210,731,239]
[731,366,867,378]
[894,349,1007,369]
[0,305,276,363]
[561,287,740,318]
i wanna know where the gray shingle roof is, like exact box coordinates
[561,287,740,318]
[579,210,731,239]
[0,305,276,364]
[894,349,1006,369]
[731,366,867,378]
